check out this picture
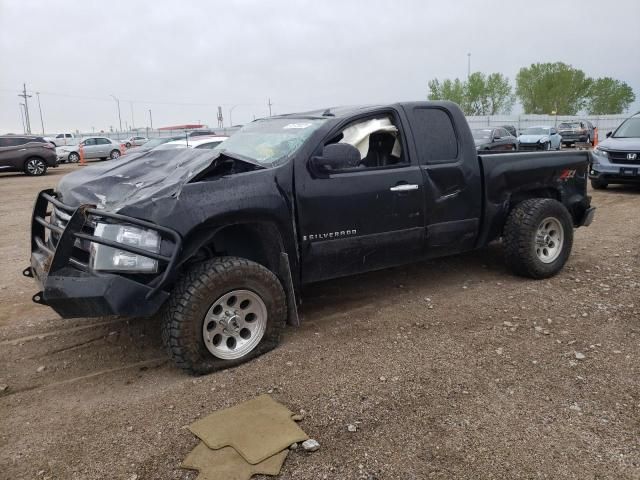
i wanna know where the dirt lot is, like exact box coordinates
[0,163,639,480]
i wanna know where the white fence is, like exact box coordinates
[465,114,628,141]
[72,114,630,143]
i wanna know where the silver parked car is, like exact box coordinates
[57,137,122,163]
[122,136,148,148]
[517,126,562,151]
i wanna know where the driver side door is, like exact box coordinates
[295,112,426,283]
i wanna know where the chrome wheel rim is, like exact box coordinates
[202,289,267,360]
[535,217,564,263]
[111,150,120,159]
[69,153,79,163]
[26,159,45,175]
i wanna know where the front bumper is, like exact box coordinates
[27,189,182,318]
[589,155,640,184]
[518,142,545,151]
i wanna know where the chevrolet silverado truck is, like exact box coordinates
[26,101,595,374]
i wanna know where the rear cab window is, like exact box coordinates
[410,107,459,164]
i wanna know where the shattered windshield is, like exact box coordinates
[213,118,327,166]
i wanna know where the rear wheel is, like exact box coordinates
[109,149,120,159]
[590,178,608,190]
[503,198,573,279]
[24,157,47,176]
[161,257,286,375]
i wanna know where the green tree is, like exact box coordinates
[486,73,515,115]
[428,73,514,115]
[586,77,636,114]
[515,62,591,115]
[428,78,466,107]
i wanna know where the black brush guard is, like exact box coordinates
[25,189,182,318]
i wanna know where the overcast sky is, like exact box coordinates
[1,0,639,134]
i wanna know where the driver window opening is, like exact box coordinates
[327,116,405,169]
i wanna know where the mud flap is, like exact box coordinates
[278,252,300,326]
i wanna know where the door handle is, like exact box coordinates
[390,184,419,192]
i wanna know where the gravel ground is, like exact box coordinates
[0,164,639,480]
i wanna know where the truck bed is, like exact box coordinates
[477,150,591,247]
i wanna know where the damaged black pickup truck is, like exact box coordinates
[26,101,595,374]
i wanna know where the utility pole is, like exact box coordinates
[467,53,471,80]
[129,101,135,130]
[217,106,223,128]
[148,109,153,129]
[229,105,238,126]
[18,83,32,133]
[19,103,26,133]
[267,98,273,117]
[110,95,123,134]
[35,92,45,134]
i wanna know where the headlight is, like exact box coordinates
[90,223,160,273]
[592,147,609,159]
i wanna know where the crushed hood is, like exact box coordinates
[56,148,250,211]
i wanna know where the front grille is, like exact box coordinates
[32,190,182,298]
[519,144,542,151]
[608,151,640,165]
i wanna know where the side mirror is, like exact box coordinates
[606,131,612,138]
[311,143,361,171]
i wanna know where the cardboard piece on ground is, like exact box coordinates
[189,394,308,465]
[182,442,288,480]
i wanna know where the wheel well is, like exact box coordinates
[186,223,284,274]
[24,156,46,166]
[509,188,560,208]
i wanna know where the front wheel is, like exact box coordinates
[68,152,80,163]
[125,142,131,148]
[109,149,121,159]
[161,257,286,375]
[24,157,47,176]
[503,198,574,279]
[544,142,551,151]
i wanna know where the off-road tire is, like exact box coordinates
[590,178,608,190]
[161,257,286,375]
[503,198,574,279]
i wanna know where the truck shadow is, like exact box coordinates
[301,242,506,321]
